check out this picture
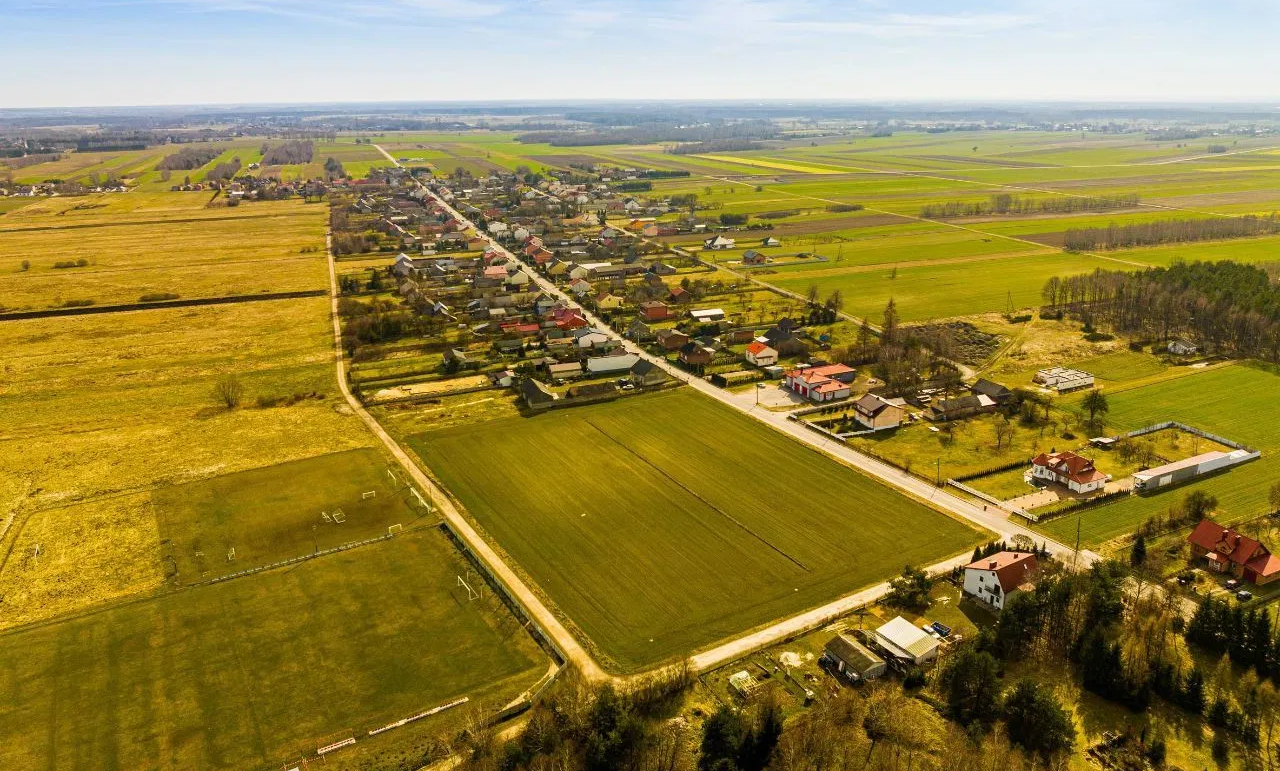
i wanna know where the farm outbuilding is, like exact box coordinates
[823,633,886,681]
[1034,367,1095,392]
[873,616,939,664]
[1133,449,1259,491]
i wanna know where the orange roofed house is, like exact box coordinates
[784,363,856,402]
[962,551,1038,611]
[1029,450,1110,494]
[1188,519,1280,585]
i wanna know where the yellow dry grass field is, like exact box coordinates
[0,493,166,629]
[0,296,376,624]
[0,194,328,311]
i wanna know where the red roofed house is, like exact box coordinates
[745,341,778,367]
[639,301,673,322]
[1188,519,1280,585]
[963,551,1038,611]
[1029,451,1110,494]
[550,307,589,330]
[784,363,857,403]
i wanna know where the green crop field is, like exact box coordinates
[411,388,981,672]
[0,527,546,771]
[1039,363,1280,547]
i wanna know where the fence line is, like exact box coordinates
[946,479,1037,522]
[194,532,397,587]
[1115,421,1249,451]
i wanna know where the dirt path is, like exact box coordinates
[324,229,604,681]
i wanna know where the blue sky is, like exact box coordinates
[3,0,1275,107]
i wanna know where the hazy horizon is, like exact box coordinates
[5,0,1276,108]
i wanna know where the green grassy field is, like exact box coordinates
[155,448,432,582]
[411,388,981,672]
[0,527,546,771]
[1039,363,1280,547]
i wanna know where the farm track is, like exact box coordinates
[377,146,1103,680]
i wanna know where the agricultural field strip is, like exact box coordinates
[700,174,1159,270]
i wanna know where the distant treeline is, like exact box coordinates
[157,147,220,171]
[668,139,766,155]
[261,140,314,166]
[1043,261,1280,360]
[639,169,689,179]
[517,121,779,147]
[1063,214,1280,251]
[206,158,241,182]
[610,181,652,192]
[921,193,1139,219]
[3,152,61,168]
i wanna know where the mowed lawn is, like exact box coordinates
[412,389,981,672]
[1039,363,1280,547]
[0,528,546,771]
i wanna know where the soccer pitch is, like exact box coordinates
[411,388,981,672]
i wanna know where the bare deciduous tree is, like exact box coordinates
[213,375,244,409]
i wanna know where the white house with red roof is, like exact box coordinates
[745,341,778,367]
[963,551,1039,611]
[1029,450,1110,493]
[784,363,857,402]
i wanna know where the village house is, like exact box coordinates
[741,249,767,266]
[574,328,612,350]
[595,293,626,311]
[629,359,668,388]
[521,378,558,409]
[639,301,673,321]
[744,341,778,367]
[679,342,715,367]
[626,318,654,342]
[785,363,857,402]
[1168,338,1199,356]
[704,235,736,250]
[963,551,1038,611]
[852,393,905,431]
[761,236,781,247]
[668,286,693,305]
[1187,519,1280,585]
[1029,450,1111,493]
[1034,367,1095,393]
[923,394,998,422]
[760,320,808,357]
[656,329,690,351]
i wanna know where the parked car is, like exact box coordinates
[931,621,952,638]
[1226,579,1240,590]
[1176,573,1195,586]
[1237,589,1254,602]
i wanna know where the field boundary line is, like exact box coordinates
[0,209,316,234]
[0,289,327,321]
[582,419,810,572]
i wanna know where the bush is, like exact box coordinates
[256,394,283,408]
[53,258,89,269]
[825,203,864,213]
[139,292,180,302]
[62,298,94,307]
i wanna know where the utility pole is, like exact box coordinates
[1073,517,1081,571]
[936,457,942,487]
